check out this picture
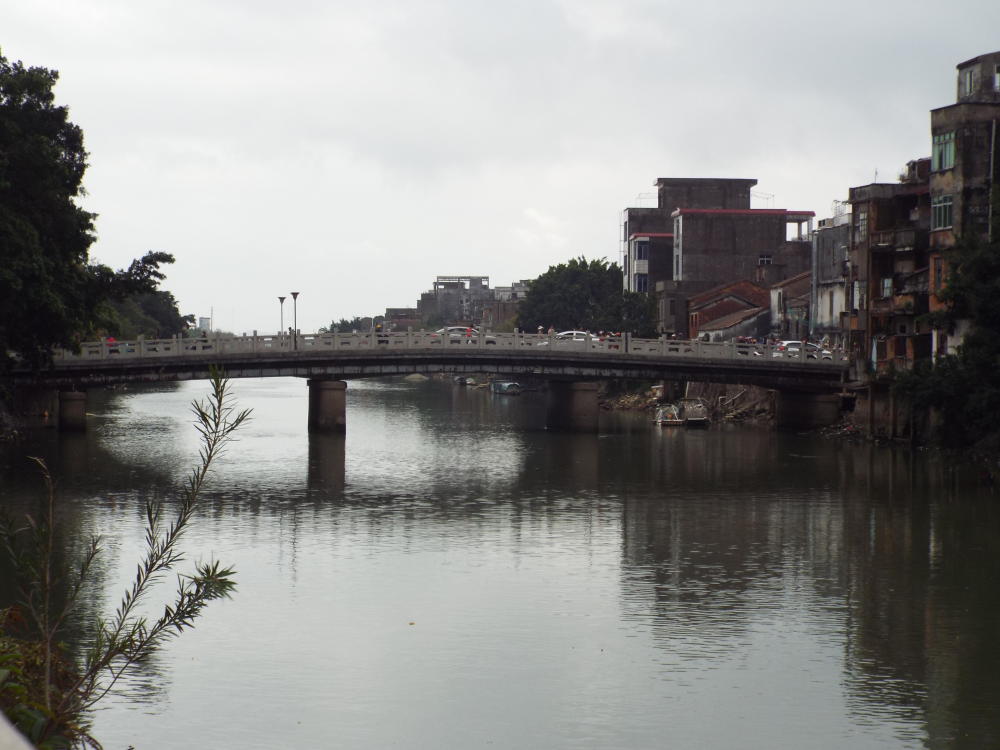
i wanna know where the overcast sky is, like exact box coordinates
[4,1,1000,334]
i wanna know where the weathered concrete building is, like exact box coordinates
[846,158,932,374]
[671,208,814,286]
[622,178,758,296]
[417,276,493,326]
[811,205,851,348]
[928,50,1000,355]
[769,271,812,340]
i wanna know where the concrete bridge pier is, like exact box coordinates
[774,392,841,430]
[58,390,88,432]
[546,381,600,432]
[308,379,347,433]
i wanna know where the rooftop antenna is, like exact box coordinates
[751,191,774,208]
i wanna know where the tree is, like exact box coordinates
[1,371,249,748]
[893,236,1000,446]
[100,290,194,339]
[516,256,657,336]
[0,53,173,369]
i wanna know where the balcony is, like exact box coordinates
[869,228,927,253]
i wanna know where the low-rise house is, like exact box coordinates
[687,279,770,340]
[770,271,812,340]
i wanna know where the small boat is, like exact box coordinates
[654,404,684,426]
[678,398,710,427]
[490,381,522,395]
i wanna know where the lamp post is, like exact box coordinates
[278,296,286,338]
[291,291,299,350]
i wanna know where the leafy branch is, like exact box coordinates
[1,368,250,747]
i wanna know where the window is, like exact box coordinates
[881,277,893,298]
[635,274,648,293]
[758,255,772,265]
[995,64,1000,91]
[932,131,955,171]
[669,299,676,315]
[932,195,954,229]
[959,67,977,97]
[635,241,649,260]
[855,208,867,244]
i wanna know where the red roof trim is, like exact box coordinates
[672,208,816,217]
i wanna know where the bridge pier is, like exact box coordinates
[58,391,88,432]
[308,379,347,433]
[774,392,842,430]
[546,381,599,432]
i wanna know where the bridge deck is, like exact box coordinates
[14,332,849,392]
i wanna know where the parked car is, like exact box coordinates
[432,326,496,344]
[537,330,595,348]
[772,340,833,359]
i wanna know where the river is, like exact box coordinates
[1,376,998,749]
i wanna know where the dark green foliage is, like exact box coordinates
[99,290,194,339]
[516,256,657,336]
[0,53,174,368]
[893,237,1000,446]
[325,316,371,333]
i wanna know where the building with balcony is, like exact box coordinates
[846,158,932,375]
[928,50,1000,355]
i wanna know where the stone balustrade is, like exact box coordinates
[52,331,848,367]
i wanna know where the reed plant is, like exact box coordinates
[1,370,250,748]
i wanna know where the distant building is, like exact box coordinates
[482,280,530,330]
[769,271,812,340]
[622,178,757,296]
[811,204,851,348]
[686,279,770,341]
[847,158,932,374]
[671,207,814,287]
[417,276,493,326]
[928,50,1000,356]
[384,307,421,331]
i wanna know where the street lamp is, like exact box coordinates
[278,296,286,336]
[291,292,299,349]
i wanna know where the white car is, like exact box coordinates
[537,330,597,348]
[433,326,496,344]
[772,340,832,359]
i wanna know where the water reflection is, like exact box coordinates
[0,377,998,749]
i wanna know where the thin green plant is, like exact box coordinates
[1,369,250,748]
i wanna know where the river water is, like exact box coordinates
[1,376,998,750]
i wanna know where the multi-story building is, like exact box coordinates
[811,203,851,348]
[622,178,757,295]
[623,177,813,335]
[417,275,493,326]
[846,159,931,374]
[928,50,1000,355]
[670,208,814,285]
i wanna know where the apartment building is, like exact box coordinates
[928,50,1000,355]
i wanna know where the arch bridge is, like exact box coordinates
[12,330,851,432]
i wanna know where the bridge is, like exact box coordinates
[12,331,851,432]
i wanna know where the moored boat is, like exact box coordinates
[490,381,522,395]
[654,403,684,426]
[678,398,710,427]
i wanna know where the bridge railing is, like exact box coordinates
[51,332,848,366]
